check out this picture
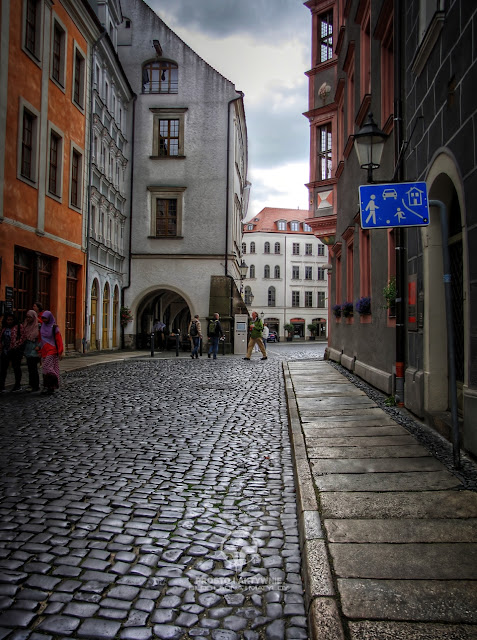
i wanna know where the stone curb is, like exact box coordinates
[282,363,346,640]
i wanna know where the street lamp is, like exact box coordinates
[353,112,388,183]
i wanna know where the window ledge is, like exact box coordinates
[149,155,186,160]
[46,191,62,204]
[411,11,445,77]
[22,46,42,68]
[17,174,38,189]
[148,235,184,239]
[50,76,66,93]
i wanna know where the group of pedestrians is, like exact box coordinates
[0,303,63,395]
[185,310,268,361]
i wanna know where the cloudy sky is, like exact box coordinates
[145,0,311,220]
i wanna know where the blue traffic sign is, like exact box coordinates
[359,182,430,229]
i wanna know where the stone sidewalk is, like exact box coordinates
[284,360,477,640]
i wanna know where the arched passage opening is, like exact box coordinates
[135,288,191,349]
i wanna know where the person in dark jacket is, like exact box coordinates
[0,312,26,392]
[207,312,224,360]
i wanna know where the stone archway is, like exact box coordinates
[135,288,192,349]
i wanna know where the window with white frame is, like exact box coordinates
[303,223,312,232]
[51,19,66,88]
[290,221,299,231]
[264,265,270,278]
[18,100,40,186]
[277,220,286,231]
[268,287,276,307]
[274,242,281,254]
[247,224,253,230]
[292,266,299,279]
[305,243,313,255]
[245,286,253,305]
[242,242,246,254]
[318,266,325,280]
[47,126,63,199]
[274,265,280,279]
[148,186,186,238]
[264,241,270,253]
[305,291,313,307]
[70,146,83,210]
[318,291,326,308]
[250,242,255,254]
[292,291,300,307]
[305,266,313,280]
[151,108,187,158]
[293,243,300,255]
[318,243,325,256]
[72,44,86,110]
[249,264,255,278]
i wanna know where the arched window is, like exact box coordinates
[244,286,253,305]
[242,242,246,254]
[142,60,178,94]
[268,286,276,307]
[264,241,270,253]
[274,265,280,279]
[250,241,255,254]
[249,264,255,278]
[274,242,281,254]
[264,265,270,278]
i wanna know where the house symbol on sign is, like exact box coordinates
[406,186,424,207]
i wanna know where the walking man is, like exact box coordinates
[244,311,267,361]
[207,313,224,359]
[188,314,202,359]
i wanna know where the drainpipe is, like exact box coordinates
[84,31,107,353]
[121,95,137,349]
[393,0,405,404]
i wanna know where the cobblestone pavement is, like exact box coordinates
[0,343,325,640]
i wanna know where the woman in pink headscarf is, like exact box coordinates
[22,309,41,392]
[39,311,63,395]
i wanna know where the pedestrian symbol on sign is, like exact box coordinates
[364,194,379,225]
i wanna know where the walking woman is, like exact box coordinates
[0,312,26,392]
[23,309,41,392]
[39,311,63,395]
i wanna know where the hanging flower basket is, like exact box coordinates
[332,304,342,318]
[355,296,371,315]
[341,301,354,318]
[120,306,133,327]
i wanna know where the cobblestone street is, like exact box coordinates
[0,344,325,640]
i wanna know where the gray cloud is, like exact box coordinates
[147,0,309,42]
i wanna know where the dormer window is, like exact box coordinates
[277,220,286,231]
[304,223,312,232]
[247,224,253,230]
[142,60,178,94]
[290,221,299,232]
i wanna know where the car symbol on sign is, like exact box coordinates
[382,188,398,200]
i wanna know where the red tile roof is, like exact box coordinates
[243,207,313,234]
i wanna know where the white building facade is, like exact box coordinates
[242,208,328,340]
[85,0,134,351]
[117,0,249,348]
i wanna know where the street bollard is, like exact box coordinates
[176,334,179,357]
[150,332,155,358]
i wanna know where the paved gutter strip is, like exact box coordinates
[283,362,346,640]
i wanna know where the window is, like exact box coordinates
[274,265,280,279]
[318,291,326,308]
[151,108,187,158]
[250,242,256,254]
[318,243,325,256]
[148,186,185,238]
[303,223,312,232]
[419,0,444,42]
[292,291,300,307]
[293,243,300,255]
[318,123,332,180]
[264,265,270,278]
[142,60,178,94]
[51,21,66,87]
[264,242,270,254]
[277,220,286,231]
[305,243,313,255]
[292,266,299,279]
[24,0,42,60]
[305,266,313,280]
[104,81,109,107]
[319,10,333,63]
[48,129,63,197]
[247,224,253,230]
[318,267,325,280]
[268,287,276,307]
[73,45,86,109]
[70,148,83,209]
[249,264,255,278]
[242,242,246,254]
[305,291,313,308]
[21,111,35,180]
[291,221,299,231]
[274,242,281,254]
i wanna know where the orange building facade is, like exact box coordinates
[0,0,100,350]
